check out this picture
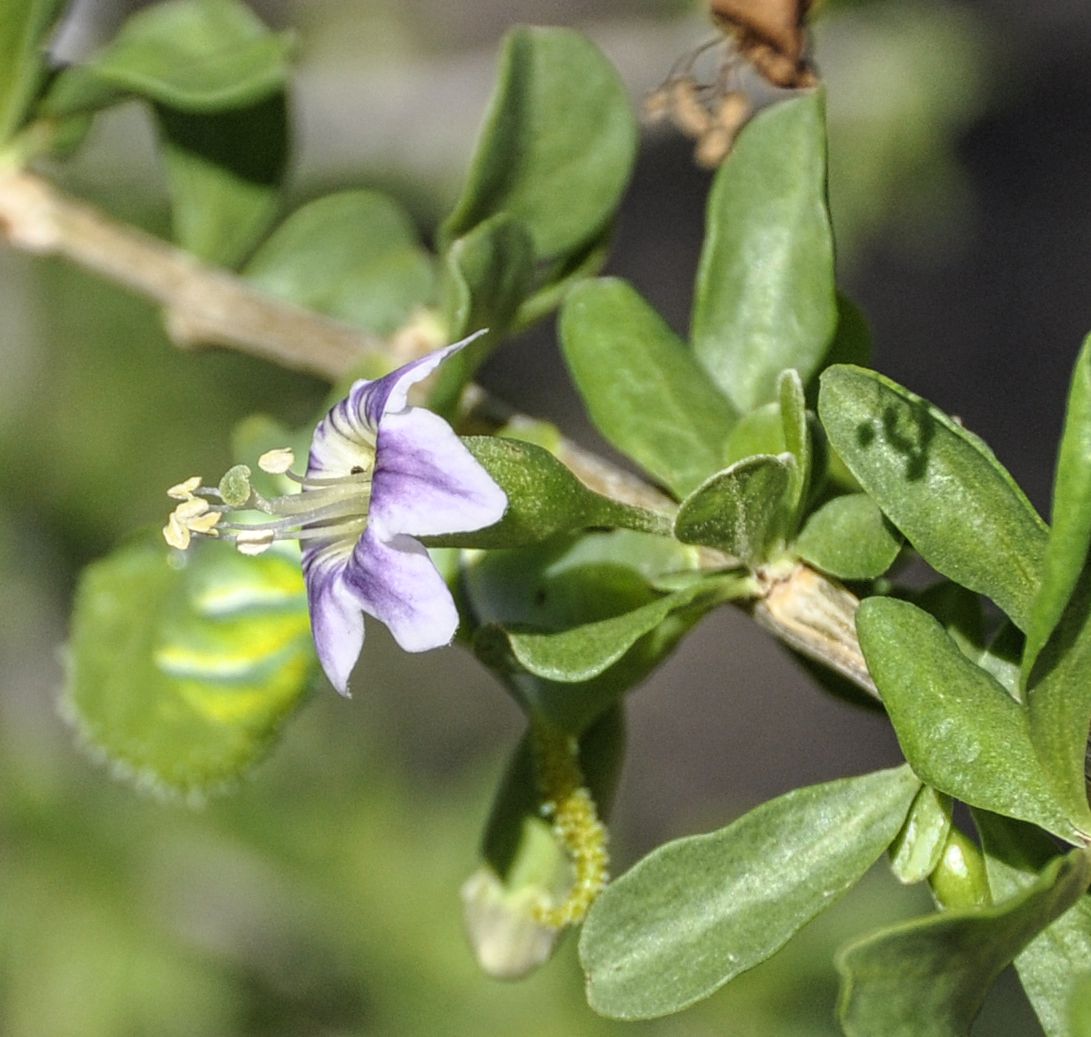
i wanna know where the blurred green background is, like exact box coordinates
[3,0,1088,1033]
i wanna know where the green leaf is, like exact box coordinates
[579,765,919,1020]
[424,436,671,550]
[63,537,314,798]
[560,278,737,498]
[673,454,793,566]
[476,575,747,684]
[856,597,1091,843]
[778,368,810,527]
[890,785,953,885]
[440,26,636,263]
[837,847,1091,1037]
[796,493,901,580]
[1026,562,1091,865]
[156,93,287,266]
[820,365,1047,631]
[723,401,786,463]
[977,811,1091,1037]
[462,531,702,731]
[43,0,291,117]
[1024,333,1091,685]
[0,0,67,143]
[691,91,837,413]
[1073,973,1091,1037]
[431,214,535,412]
[244,190,434,334]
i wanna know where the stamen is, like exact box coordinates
[258,448,295,475]
[167,475,202,500]
[235,529,275,555]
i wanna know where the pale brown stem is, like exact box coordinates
[0,168,879,700]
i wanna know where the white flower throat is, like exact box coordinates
[163,444,376,555]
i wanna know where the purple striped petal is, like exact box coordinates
[355,331,486,428]
[344,527,459,652]
[302,541,364,696]
[370,407,507,538]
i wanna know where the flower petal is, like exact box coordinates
[370,407,508,538]
[355,330,487,427]
[302,541,364,696]
[343,527,459,652]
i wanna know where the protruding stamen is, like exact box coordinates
[167,475,202,500]
[163,499,222,550]
[258,448,295,475]
[218,464,253,507]
[235,529,276,555]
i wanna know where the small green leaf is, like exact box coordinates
[837,847,1091,1037]
[890,785,953,885]
[156,93,287,266]
[796,493,901,580]
[976,620,1023,700]
[723,401,786,463]
[820,365,1047,631]
[63,537,314,798]
[977,810,1091,1037]
[579,766,919,1020]
[424,436,671,549]
[1073,973,1091,1037]
[1024,333,1091,685]
[244,190,435,334]
[477,575,747,684]
[0,0,67,143]
[440,26,636,263]
[857,597,1091,843]
[463,531,702,730]
[1026,563,1091,864]
[431,214,534,412]
[778,368,810,527]
[692,90,837,413]
[674,454,793,565]
[43,0,291,116]
[560,278,737,498]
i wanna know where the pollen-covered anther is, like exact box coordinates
[163,498,222,550]
[235,528,276,556]
[167,475,202,500]
[258,447,295,475]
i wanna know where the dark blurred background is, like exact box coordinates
[2,1,1089,1033]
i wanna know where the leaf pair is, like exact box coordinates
[823,357,1091,844]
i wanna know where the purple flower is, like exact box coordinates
[164,335,507,694]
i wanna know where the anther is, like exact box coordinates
[258,448,295,475]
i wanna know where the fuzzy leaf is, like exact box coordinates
[477,575,747,683]
[580,766,919,1020]
[156,93,287,267]
[244,190,434,334]
[431,214,535,412]
[857,597,1091,843]
[837,847,1091,1037]
[889,785,953,885]
[560,278,736,498]
[673,454,793,565]
[976,811,1091,1037]
[43,0,290,116]
[1023,333,1091,684]
[820,365,1046,631]
[796,493,901,580]
[440,26,635,263]
[692,91,837,413]
[0,0,66,142]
